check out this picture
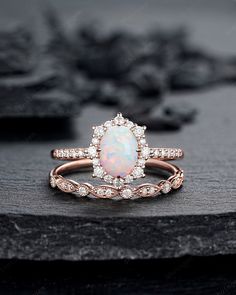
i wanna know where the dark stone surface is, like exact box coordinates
[0,213,235,261]
[0,87,235,261]
[0,56,81,118]
[0,256,235,294]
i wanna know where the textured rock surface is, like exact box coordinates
[0,87,236,261]
[0,256,235,294]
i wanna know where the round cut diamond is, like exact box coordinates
[69,150,75,157]
[114,115,125,125]
[113,178,124,188]
[104,174,113,183]
[92,158,100,166]
[104,120,112,128]
[94,166,104,178]
[76,150,84,158]
[78,185,89,196]
[138,159,146,167]
[105,189,112,197]
[133,126,144,137]
[132,167,143,178]
[97,188,104,196]
[141,187,148,196]
[92,137,99,145]
[148,186,155,195]
[139,138,146,146]
[124,175,133,183]
[94,126,104,137]
[121,188,132,199]
[172,177,183,189]
[141,147,150,159]
[161,181,171,194]
[154,149,161,158]
[88,146,97,157]
[126,120,134,129]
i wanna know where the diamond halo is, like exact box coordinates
[89,113,148,187]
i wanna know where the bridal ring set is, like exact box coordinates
[49,113,184,200]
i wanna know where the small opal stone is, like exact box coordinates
[100,126,138,178]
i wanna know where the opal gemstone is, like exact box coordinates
[100,126,138,178]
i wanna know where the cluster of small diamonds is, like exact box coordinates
[89,113,149,188]
[53,147,183,161]
[150,148,183,159]
[53,148,86,160]
[50,170,184,199]
[50,113,184,199]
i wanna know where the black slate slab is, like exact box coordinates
[0,86,236,261]
[0,256,235,294]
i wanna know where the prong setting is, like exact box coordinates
[89,113,149,188]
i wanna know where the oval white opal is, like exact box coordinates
[100,126,138,178]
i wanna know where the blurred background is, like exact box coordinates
[0,0,236,135]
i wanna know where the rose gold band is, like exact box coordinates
[51,147,184,161]
[49,159,184,199]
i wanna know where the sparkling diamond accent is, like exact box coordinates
[172,177,183,189]
[141,147,150,159]
[138,159,146,167]
[77,150,84,158]
[97,188,104,196]
[178,149,182,157]
[104,120,113,128]
[105,188,112,197]
[114,114,125,125]
[133,126,144,137]
[94,166,104,178]
[126,120,134,129]
[121,188,133,199]
[132,167,144,178]
[104,174,113,183]
[139,138,146,146]
[92,137,99,145]
[50,177,57,188]
[113,178,124,188]
[124,175,133,184]
[161,181,171,194]
[94,126,104,137]
[88,146,97,157]
[140,186,156,197]
[57,180,75,193]
[149,186,155,195]
[92,158,100,166]
[78,185,89,196]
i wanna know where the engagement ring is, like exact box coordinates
[50,113,184,199]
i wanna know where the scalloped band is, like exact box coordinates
[49,159,184,200]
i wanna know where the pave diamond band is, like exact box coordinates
[49,159,184,199]
[52,147,184,161]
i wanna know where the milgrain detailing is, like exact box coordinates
[49,159,184,200]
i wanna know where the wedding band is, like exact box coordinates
[49,158,184,199]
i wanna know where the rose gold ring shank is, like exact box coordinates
[49,159,184,199]
[52,147,184,161]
